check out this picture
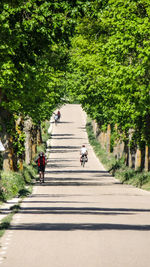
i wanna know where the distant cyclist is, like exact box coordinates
[80,145,88,163]
[54,113,59,124]
[57,110,61,121]
[35,152,47,183]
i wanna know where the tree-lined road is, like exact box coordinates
[1,104,150,267]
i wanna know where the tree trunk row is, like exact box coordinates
[92,121,150,171]
[0,114,42,171]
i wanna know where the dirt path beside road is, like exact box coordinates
[1,104,150,267]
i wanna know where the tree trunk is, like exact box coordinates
[24,118,33,165]
[0,108,15,171]
[106,124,111,153]
[31,126,38,160]
[144,145,150,171]
[135,147,141,170]
[37,123,42,145]
[2,136,14,171]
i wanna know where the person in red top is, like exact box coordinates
[57,110,61,121]
[35,152,47,183]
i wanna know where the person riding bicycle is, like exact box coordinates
[35,152,46,183]
[80,145,88,162]
[54,113,59,123]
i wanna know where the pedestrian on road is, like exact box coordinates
[57,110,61,121]
[35,152,47,183]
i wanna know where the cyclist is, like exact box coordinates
[35,152,46,183]
[80,145,88,163]
[54,113,59,124]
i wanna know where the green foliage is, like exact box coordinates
[0,0,86,124]
[0,163,36,201]
[1,0,150,168]
[22,163,37,183]
[13,130,25,159]
[41,120,51,143]
[68,0,150,146]
[109,158,125,176]
[115,168,150,189]
[0,171,25,201]
[37,144,46,155]
[0,213,14,238]
[115,167,136,183]
[0,153,3,170]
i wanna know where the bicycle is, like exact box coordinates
[81,155,88,167]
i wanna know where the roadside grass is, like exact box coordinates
[86,120,150,191]
[0,203,21,238]
[86,120,116,170]
[0,213,13,238]
[0,163,36,202]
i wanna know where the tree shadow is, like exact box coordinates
[11,222,150,231]
[22,200,89,204]
[48,159,78,162]
[36,181,116,187]
[49,149,78,154]
[44,177,103,181]
[51,137,84,140]
[46,164,76,168]
[78,127,86,130]
[16,205,150,216]
[51,132,84,140]
[52,121,74,124]
[29,193,91,198]
[51,134,74,137]
[45,170,114,175]
[50,145,81,150]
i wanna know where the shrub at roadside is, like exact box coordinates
[0,171,25,201]
[22,163,37,184]
[0,164,36,202]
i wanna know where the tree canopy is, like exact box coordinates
[1,0,150,148]
[68,0,150,146]
[0,0,88,122]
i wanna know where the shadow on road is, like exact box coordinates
[51,137,84,140]
[11,222,150,231]
[49,149,78,153]
[52,121,74,124]
[45,170,110,174]
[50,133,85,140]
[36,181,118,187]
[52,134,74,137]
[17,205,150,215]
[50,145,81,150]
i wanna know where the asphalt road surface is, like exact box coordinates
[1,104,150,267]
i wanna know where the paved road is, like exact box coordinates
[1,104,150,267]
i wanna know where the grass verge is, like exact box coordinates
[0,203,21,238]
[0,163,36,202]
[86,119,150,191]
